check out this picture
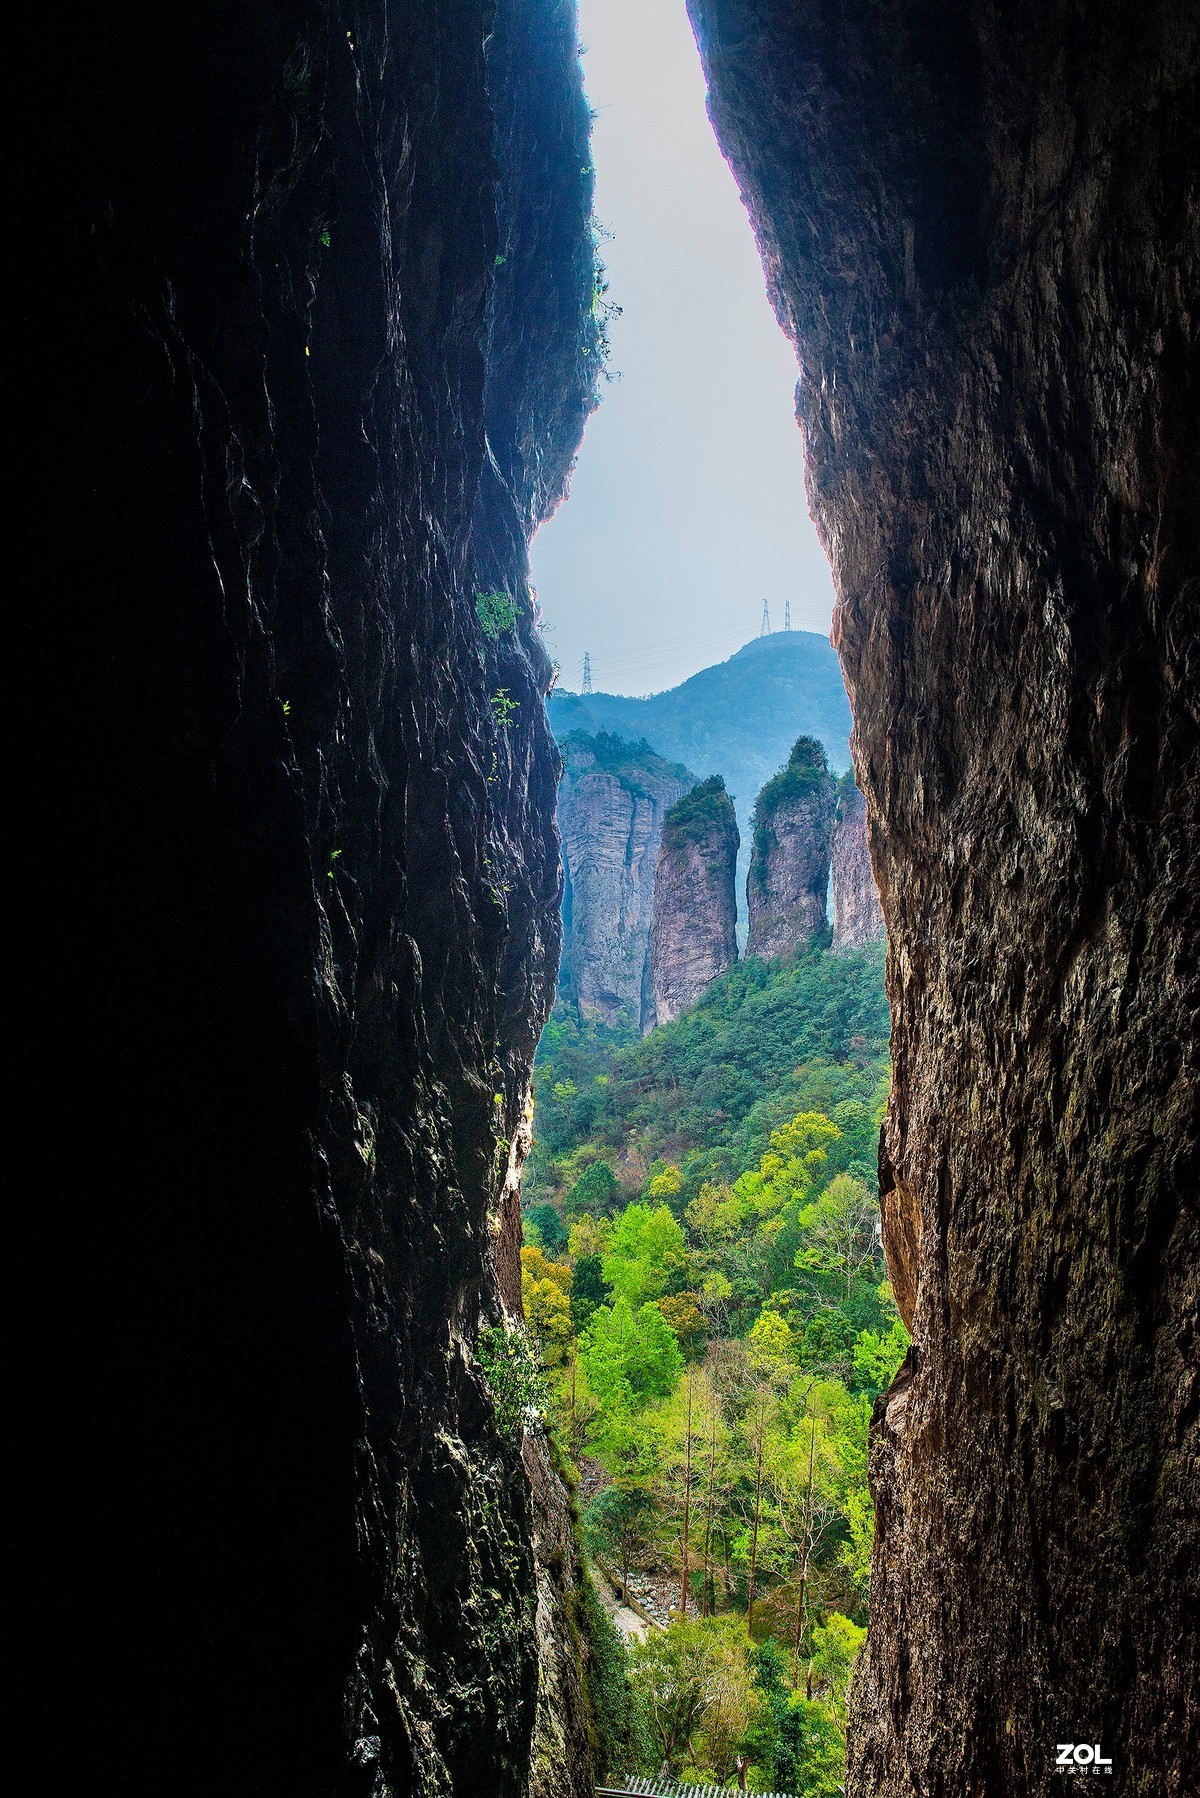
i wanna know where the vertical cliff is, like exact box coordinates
[832,776,886,952]
[558,731,697,1026]
[689,0,1199,1790]
[745,736,837,958]
[647,776,740,1031]
[14,3,598,1793]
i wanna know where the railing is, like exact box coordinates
[596,1780,801,1798]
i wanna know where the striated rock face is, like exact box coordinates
[558,732,697,1026]
[549,630,853,915]
[647,777,740,1031]
[745,736,837,958]
[690,0,1199,1791]
[832,777,885,951]
[15,3,597,1794]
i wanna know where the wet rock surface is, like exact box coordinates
[690,0,1199,1790]
[648,777,740,1030]
[832,779,886,952]
[557,732,697,1027]
[15,2,596,1793]
[745,737,837,958]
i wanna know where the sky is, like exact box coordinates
[529,0,836,698]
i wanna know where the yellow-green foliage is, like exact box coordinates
[523,940,897,1789]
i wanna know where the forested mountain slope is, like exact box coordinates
[519,940,897,1787]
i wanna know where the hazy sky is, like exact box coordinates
[529,0,836,697]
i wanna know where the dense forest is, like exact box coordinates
[511,939,905,1790]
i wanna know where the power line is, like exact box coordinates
[760,598,771,636]
[581,650,593,693]
[784,598,792,631]
[582,619,753,663]
[567,603,803,694]
[584,623,751,674]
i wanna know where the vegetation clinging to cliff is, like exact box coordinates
[661,775,738,850]
[563,729,694,796]
[750,737,835,889]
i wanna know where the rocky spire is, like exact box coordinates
[557,731,697,1024]
[746,737,836,958]
[647,777,739,1031]
[832,773,885,950]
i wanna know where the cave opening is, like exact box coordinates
[522,5,893,1793]
[531,0,838,699]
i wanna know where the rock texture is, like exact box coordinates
[14,3,598,1794]
[690,0,1199,1791]
[647,777,740,1031]
[558,732,697,1026]
[832,777,886,951]
[745,736,837,958]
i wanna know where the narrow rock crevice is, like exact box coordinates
[832,776,886,952]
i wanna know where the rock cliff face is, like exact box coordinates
[549,630,853,916]
[647,777,740,1031]
[690,1,1199,1791]
[832,778,886,952]
[745,737,837,958]
[558,732,697,1026]
[15,3,598,1794]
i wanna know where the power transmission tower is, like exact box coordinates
[582,651,593,693]
[784,599,792,630]
[760,599,771,636]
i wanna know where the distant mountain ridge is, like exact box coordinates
[547,631,853,901]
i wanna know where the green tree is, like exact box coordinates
[808,1611,865,1711]
[565,1160,619,1218]
[646,1161,685,1204]
[584,1484,655,1603]
[684,1113,842,1323]
[628,1616,738,1775]
[570,1252,612,1331]
[580,1296,684,1407]
[602,1202,689,1307]
[762,1401,843,1678]
[775,1694,846,1796]
[578,1576,641,1782]
[475,589,519,637]
[526,1202,567,1257]
[795,1172,880,1301]
[656,1292,708,1360]
[853,1315,910,1392]
[685,1616,763,1784]
[522,1275,572,1367]
[746,1308,795,1385]
[477,1324,545,1439]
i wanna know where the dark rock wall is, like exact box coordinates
[557,733,697,1025]
[648,777,740,1030]
[832,780,886,952]
[15,3,596,1794]
[689,1,1199,1791]
[745,738,837,957]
